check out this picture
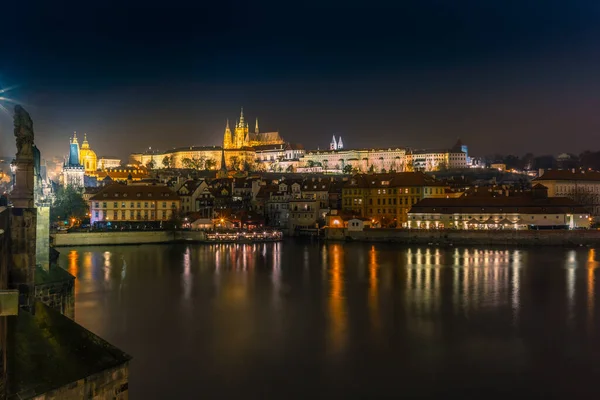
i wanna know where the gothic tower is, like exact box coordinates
[62,133,85,188]
[337,136,344,150]
[234,107,249,148]
[330,135,338,150]
[223,119,233,149]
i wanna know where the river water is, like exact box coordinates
[59,241,600,399]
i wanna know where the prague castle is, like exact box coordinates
[129,108,471,174]
[223,108,284,149]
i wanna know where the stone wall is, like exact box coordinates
[34,269,75,320]
[52,230,208,247]
[9,208,37,311]
[29,363,129,400]
[52,231,174,247]
[0,208,9,400]
[325,228,600,246]
[35,207,50,272]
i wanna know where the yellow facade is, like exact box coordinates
[223,108,284,149]
[79,134,98,174]
[341,173,446,227]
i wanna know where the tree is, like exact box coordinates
[229,156,241,170]
[205,158,217,170]
[181,156,205,170]
[243,160,252,172]
[146,159,156,170]
[368,164,375,173]
[405,159,414,172]
[51,185,88,223]
[162,155,173,168]
[566,187,599,216]
[286,165,294,173]
[343,164,353,174]
[306,160,316,168]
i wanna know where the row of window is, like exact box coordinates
[93,201,178,209]
[344,187,443,195]
[93,210,170,220]
[344,197,418,206]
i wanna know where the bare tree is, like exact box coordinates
[566,187,600,216]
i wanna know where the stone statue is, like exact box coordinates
[14,105,34,158]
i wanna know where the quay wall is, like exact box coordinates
[29,363,129,400]
[52,231,208,247]
[324,228,600,246]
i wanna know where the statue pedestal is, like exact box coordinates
[11,158,34,209]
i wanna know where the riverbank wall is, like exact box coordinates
[324,227,600,246]
[51,231,208,247]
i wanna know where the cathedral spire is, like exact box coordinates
[72,132,78,144]
[226,119,230,130]
[255,117,259,134]
[220,148,227,171]
[239,107,245,127]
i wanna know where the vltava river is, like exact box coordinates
[60,242,600,399]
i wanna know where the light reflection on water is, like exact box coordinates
[60,242,600,398]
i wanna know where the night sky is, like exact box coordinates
[1,1,600,160]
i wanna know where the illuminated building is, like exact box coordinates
[89,184,180,225]
[534,169,600,216]
[223,108,284,149]
[98,156,121,169]
[341,172,446,227]
[302,147,406,173]
[61,134,85,188]
[78,134,97,174]
[288,198,319,233]
[330,135,343,150]
[94,166,151,184]
[407,185,591,230]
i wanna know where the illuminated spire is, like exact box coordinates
[82,133,89,148]
[72,132,78,144]
[239,107,245,127]
[255,117,259,134]
[226,119,230,130]
[330,135,337,150]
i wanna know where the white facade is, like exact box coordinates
[98,157,121,169]
[62,166,85,188]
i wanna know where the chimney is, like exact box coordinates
[538,168,544,177]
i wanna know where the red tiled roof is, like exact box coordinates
[409,196,588,215]
[89,184,180,201]
[534,170,600,182]
[343,172,445,188]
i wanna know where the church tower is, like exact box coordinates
[223,119,233,149]
[255,118,259,134]
[62,133,85,188]
[337,136,344,150]
[234,107,249,148]
[330,135,338,150]
[79,133,98,173]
